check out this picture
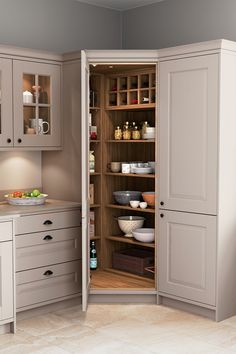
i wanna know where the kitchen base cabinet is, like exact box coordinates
[0,220,14,332]
[16,260,81,310]
[158,211,216,306]
[15,204,82,312]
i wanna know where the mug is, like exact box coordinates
[108,162,121,173]
[29,118,50,135]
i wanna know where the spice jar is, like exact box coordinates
[132,126,141,140]
[141,121,150,139]
[114,126,122,140]
[123,125,131,140]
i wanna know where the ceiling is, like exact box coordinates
[76,0,164,11]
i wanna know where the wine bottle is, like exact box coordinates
[90,241,97,270]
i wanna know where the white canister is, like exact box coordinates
[122,163,131,174]
[23,90,33,104]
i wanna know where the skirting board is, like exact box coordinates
[160,296,216,321]
[89,293,157,304]
[16,296,82,321]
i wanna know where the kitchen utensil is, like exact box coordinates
[139,202,148,209]
[133,167,153,174]
[142,192,155,208]
[108,162,121,173]
[132,228,155,243]
[113,191,142,205]
[5,194,48,206]
[129,200,140,208]
[117,215,145,237]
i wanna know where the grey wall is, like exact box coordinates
[123,0,236,49]
[0,0,122,52]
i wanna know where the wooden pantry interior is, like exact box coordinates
[88,63,157,293]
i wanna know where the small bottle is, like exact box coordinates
[90,241,97,270]
[89,151,95,173]
[132,126,141,140]
[114,126,122,140]
[123,125,131,140]
[142,121,149,139]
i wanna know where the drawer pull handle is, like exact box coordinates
[44,270,53,276]
[43,220,53,225]
[43,235,53,241]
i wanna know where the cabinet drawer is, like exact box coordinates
[16,260,81,309]
[0,221,12,242]
[16,227,81,271]
[15,210,81,235]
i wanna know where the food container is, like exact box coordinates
[142,192,155,208]
[5,194,48,206]
[132,228,155,243]
[117,215,145,237]
[112,248,154,277]
[133,167,153,174]
[113,191,142,205]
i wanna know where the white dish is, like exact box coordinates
[117,216,145,237]
[132,228,155,243]
[139,202,148,209]
[133,167,153,174]
[130,200,140,208]
[5,194,48,206]
[143,132,155,140]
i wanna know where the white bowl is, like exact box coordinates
[133,167,153,174]
[117,216,145,237]
[132,228,155,243]
[130,200,140,208]
[139,202,147,209]
[143,132,155,140]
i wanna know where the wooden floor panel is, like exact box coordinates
[90,269,155,289]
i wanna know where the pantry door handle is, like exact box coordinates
[44,270,53,276]
[43,235,53,241]
[43,220,53,225]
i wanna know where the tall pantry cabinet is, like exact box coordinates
[80,40,236,321]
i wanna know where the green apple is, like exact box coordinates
[32,189,41,197]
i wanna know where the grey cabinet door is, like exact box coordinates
[0,241,13,320]
[158,210,216,306]
[0,58,13,147]
[13,60,61,148]
[159,54,218,215]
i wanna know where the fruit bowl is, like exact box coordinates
[117,216,145,237]
[5,194,48,206]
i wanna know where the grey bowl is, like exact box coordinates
[113,191,142,205]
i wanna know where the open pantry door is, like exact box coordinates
[81,50,90,311]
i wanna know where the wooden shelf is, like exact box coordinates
[107,204,155,214]
[90,269,155,289]
[90,106,100,110]
[23,103,50,107]
[106,235,155,248]
[90,172,101,176]
[105,103,155,111]
[105,172,155,178]
[106,139,155,143]
[90,140,100,143]
[90,236,100,241]
[90,204,101,209]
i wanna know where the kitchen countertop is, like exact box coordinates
[0,199,81,217]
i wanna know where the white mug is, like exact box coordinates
[29,118,49,135]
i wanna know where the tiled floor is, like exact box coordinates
[1,304,236,353]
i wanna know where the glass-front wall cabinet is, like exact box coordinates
[0,58,13,147]
[13,61,61,148]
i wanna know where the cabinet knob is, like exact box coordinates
[43,270,53,276]
[160,213,164,218]
[43,220,53,225]
[7,138,11,143]
[160,201,164,206]
[43,235,53,241]
[17,138,22,143]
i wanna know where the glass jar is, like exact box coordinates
[89,151,95,173]
[114,126,122,140]
[132,126,141,140]
[123,125,131,140]
[141,121,150,139]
